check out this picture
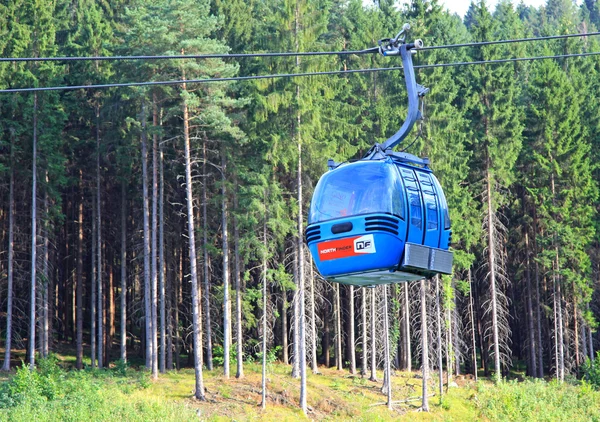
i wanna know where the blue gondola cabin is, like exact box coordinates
[306,158,453,287]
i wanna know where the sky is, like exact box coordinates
[438,0,547,18]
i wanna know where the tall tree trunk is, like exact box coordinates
[233,188,244,379]
[221,151,231,379]
[151,96,159,378]
[141,102,153,370]
[574,295,580,370]
[120,183,127,363]
[421,279,430,412]
[29,93,38,369]
[96,105,103,369]
[369,287,377,382]
[335,283,342,371]
[310,264,318,374]
[486,161,501,383]
[295,41,307,409]
[182,80,205,400]
[91,190,97,369]
[533,207,544,378]
[159,141,166,373]
[589,325,594,361]
[175,247,182,370]
[76,173,84,369]
[555,251,565,381]
[361,288,368,376]
[436,277,444,398]
[261,197,268,410]
[348,286,356,375]
[283,294,289,365]
[382,285,392,409]
[41,175,49,358]
[446,296,453,387]
[525,231,537,377]
[292,244,299,378]
[202,138,213,370]
[551,173,564,381]
[468,268,478,381]
[2,136,15,371]
[404,283,412,372]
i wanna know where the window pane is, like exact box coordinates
[309,161,404,224]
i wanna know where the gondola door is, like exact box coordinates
[416,171,441,248]
[398,167,424,245]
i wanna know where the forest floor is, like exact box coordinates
[1,345,600,421]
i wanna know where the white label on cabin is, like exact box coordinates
[354,235,376,254]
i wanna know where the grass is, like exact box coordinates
[1,350,600,421]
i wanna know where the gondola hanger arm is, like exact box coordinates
[365,24,429,159]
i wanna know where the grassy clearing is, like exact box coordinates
[1,353,600,421]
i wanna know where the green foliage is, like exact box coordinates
[582,354,600,389]
[212,344,239,367]
[256,345,282,366]
[0,356,195,421]
[477,379,600,421]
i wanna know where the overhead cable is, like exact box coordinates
[0,47,380,63]
[419,31,600,51]
[0,31,599,63]
[1,50,599,94]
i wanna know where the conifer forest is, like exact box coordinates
[2,0,600,416]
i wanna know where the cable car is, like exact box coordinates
[305,26,453,287]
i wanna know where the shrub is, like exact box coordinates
[582,353,600,389]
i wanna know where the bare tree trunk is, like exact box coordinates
[233,187,244,379]
[167,249,173,371]
[404,283,412,372]
[202,138,213,370]
[361,288,368,376]
[348,286,356,375]
[420,279,429,412]
[533,208,544,378]
[574,296,580,370]
[91,190,97,369]
[2,137,15,371]
[468,268,477,381]
[151,97,159,378]
[175,247,182,370]
[310,264,318,374]
[292,244,299,379]
[370,287,377,382]
[221,151,231,379]
[446,297,453,387]
[295,55,307,411]
[551,173,564,381]
[261,202,268,410]
[436,277,443,399]
[525,231,537,377]
[486,163,501,383]
[382,285,392,410]
[76,173,84,369]
[96,105,103,369]
[141,102,153,370]
[335,283,343,371]
[29,93,38,369]
[120,183,127,363]
[555,252,565,382]
[283,294,289,365]
[182,81,205,400]
[159,141,166,373]
[589,325,594,361]
[41,176,49,358]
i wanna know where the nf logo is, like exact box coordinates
[354,235,376,254]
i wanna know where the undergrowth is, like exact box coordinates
[476,378,600,422]
[0,354,196,422]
